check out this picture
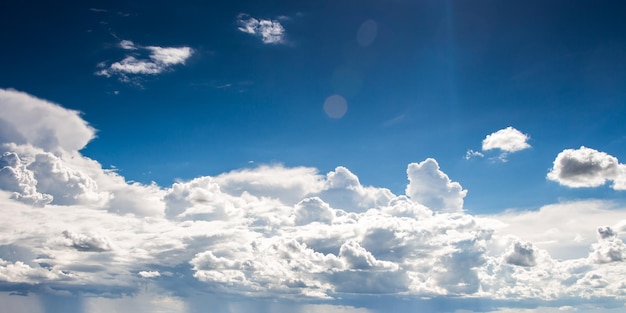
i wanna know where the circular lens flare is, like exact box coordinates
[323,94,348,119]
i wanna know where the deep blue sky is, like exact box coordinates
[1,0,625,213]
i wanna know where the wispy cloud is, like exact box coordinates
[237,13,287,44]
[547,146,626,190]
[96,40,193,84]
[466,126,531,162]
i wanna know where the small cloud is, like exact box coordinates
[89,8,108,13]
[547,146,626,190]
[138,270,161,278]
[96,40,193,84]
[464,149,484,160]
[119,40,137,50]
[237,13,287,44]
[482,126,531,153]
[466,126,530,162]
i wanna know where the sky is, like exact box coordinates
[0,0,626,312]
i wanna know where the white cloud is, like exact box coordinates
[482,126,531,152]
[405,158,467,212]
[237,14,286,44]
[547,146,626,190]
[97,40,193,82]
[0,89,95,152]
[1,90,626,312]
[138,270,160,278]
[468,126,530,162]
[464,149,484,160]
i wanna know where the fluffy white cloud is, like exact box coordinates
[0,89,95,152]
[590,226,626,263]
[482,126,531,153]
[547,146,626,190]
[97,40,193,82]
[468,126,530,162]
[405,158,467,212]
[2,90,626,312]
[237,14,286,44]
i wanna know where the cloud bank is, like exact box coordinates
[1,89,625,312]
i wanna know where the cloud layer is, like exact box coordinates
[1,89,625,312]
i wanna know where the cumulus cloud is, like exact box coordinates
[2,90,626,312]
[237,13,286,44]
[590,226,626,263]
[547,146,626,190]
[0,89,95,152]
[467,126,530,162]
[97,40,193,82]
[406,158,467,212]
[482,126,531,153]
[504,241,538,267]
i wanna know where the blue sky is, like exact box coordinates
[1,0,626,312]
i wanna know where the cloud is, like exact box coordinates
[137,271,160,278]
[97,40,193,83]
[237,14,286,44]
[467,126,530,162]
[405,158,467,212]
[1,90,626,311]
[590,226,626,263]
[482,127,531,153]
[547,146,626,190]
[0,89,95,152]
[464,149,484,160]
[504,241,538,267]
[61,230,112,252]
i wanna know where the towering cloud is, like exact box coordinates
[405,158,467,212]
